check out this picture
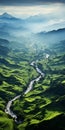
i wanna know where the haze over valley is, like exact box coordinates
[0,2,65,130]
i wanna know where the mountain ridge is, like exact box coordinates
[37,28,65,35]
[0,12,22,21]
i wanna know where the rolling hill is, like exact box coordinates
[0,13,65,130]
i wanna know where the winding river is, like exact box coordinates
[5,54,49,123]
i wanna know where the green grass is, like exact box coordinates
[30,119,40,124]
[0,38,65,130]
[0,117,13,130]
[44,110,62,120]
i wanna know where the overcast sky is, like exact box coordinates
[0,0,65,18]
[0,4,65,18]
[0,0,65,5]
[0,0,65,17]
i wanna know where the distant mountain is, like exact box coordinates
[0,38,10,56]
[38,28,65,35]
[0,12,21,21]
[36,28,65,44]
[0,12,65,42]
[0,12,14,19]
[0,12,28,40]
[26,14,50,23]
[24,14,65,33]
[0,38,9,46]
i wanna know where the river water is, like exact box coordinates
[5,56,47,123]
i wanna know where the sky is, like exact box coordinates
[0,0,65,18]
[0,3,65,18]
[0,0,65,6]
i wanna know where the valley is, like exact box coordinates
[0,13,65,130]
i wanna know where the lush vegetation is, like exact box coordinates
[0,36,65,130]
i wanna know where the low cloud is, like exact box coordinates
[0,3,65,18]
